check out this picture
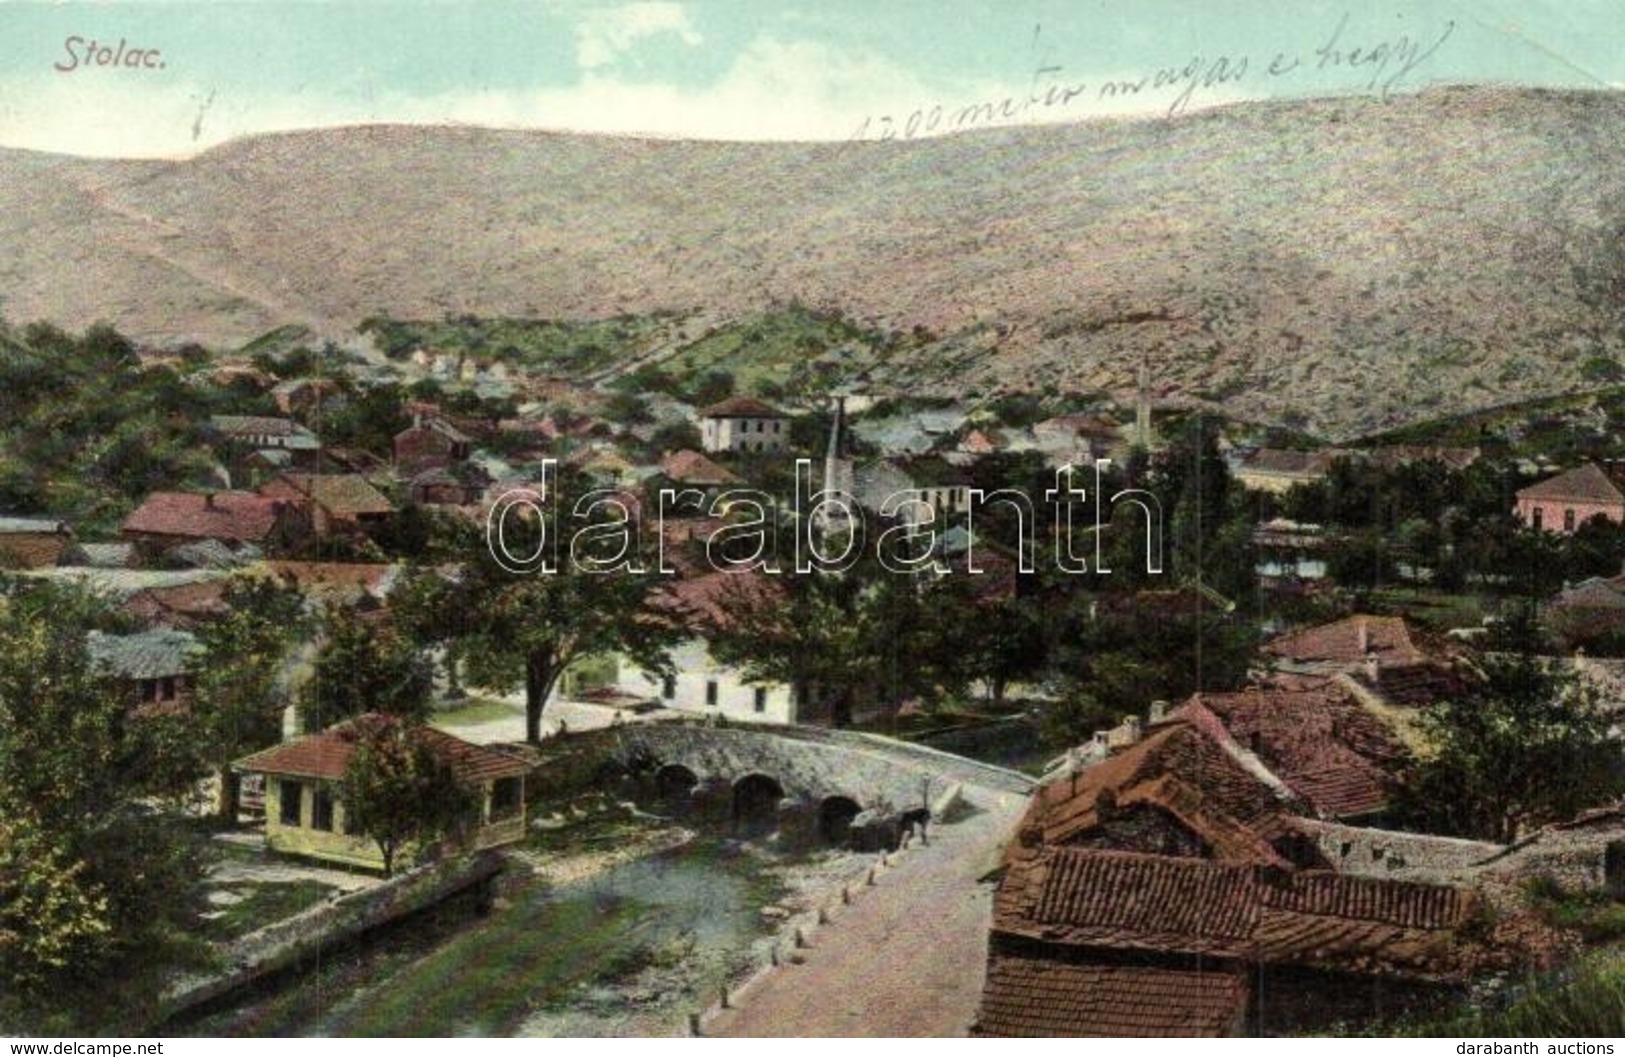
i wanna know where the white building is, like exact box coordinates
[614,568,800,724]
[617,639,797,724]
[699,396,790,454]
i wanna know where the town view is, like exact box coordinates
[6,4,1625,1039]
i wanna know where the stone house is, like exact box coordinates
[616,569,801,724]
[699,396,789,455]
[658,449,743,502]
[234,718,531,872]
[0,516,73,568]
[87,627,202,711]
[259,472,395,536]
[973,706,1540,1037]
[1515,463,1625,534]
[1233,448,1345,494]
[120,491,312,565]
[393,415,473,475]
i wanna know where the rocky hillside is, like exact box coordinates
[2,85,1624,438]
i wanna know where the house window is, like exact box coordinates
[773,421,781,433]
[279,780,303,827]
[490,776,523,821]
[754,687,767,713]
[160,676,176,700]
[662,675,676,700]
[312,787,336,832]
[1532,507,1543,530]
[705,680,718,706]
[1565,508,1576,532]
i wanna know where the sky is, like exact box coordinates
[0,0,1621,157]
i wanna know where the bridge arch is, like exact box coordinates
[732,773,785,836]
[654,763,699,805]
[818,795,862,847]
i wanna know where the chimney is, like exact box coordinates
[1148,700,1170,724]
[203,492,216,510]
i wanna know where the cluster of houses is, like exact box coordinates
[975,613,1619,1037]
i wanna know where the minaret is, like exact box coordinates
[817,394,855,536]
[1134,351,1153,451]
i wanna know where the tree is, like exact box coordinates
[189,577,306,821]
[339,716,476,877]
[298,602,434,733]
[399,477,679,743]
[1398,608,1624,842]
[0,578,208,1030]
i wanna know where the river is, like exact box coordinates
[180,837,804,1037]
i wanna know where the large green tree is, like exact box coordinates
[396,474,679,743]
[0,579,209,1031]
[340,716,476,877]
[298,602,434,733]
[1399,609,1624,842]
[189,577,307,821]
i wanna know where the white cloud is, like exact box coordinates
[574,2,702,70]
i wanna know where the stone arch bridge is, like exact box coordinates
[604,721,1035,849]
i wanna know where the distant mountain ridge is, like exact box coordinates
[2,84,1624,438]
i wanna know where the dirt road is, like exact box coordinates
[703,786,1026,1038]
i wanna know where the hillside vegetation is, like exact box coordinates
[3,86,1625,436]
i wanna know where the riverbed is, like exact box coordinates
[180,829,863,1037]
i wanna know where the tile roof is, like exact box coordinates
[656,568,784,633]
[1239,448,1345,476]
[235,716,531,785]
[1184,679,1408,819]
[975,956,1247,1037]
[1264,615,1422,667]
[87,628,202,680]
[1026,717,1299,858]
[121,579,233,628]
[122,491,297,544]
[208,415,320,448]
[994,846,1473,977]
[263,473,394,516]
[701,396,785,419]
[660,449,741,487]
[1516,463,1625,505]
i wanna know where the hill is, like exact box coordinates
[3,85,1625,438]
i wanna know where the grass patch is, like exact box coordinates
[203,880,337,942]
[359,313,674,376]
[660,306,886,397]
[1369,586,1488,631]
[430,697,520,729]
[1416,946,1625,1036]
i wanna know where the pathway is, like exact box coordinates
[703,786,1026,1038]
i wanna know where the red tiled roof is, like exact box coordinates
[1184,680,1407,819]
[1516,463,1625,505]
[975,956,1247,1037]
[660,449,742,486]
[122,492,296,543]
[235,716,530,784]
[1264,615,1422,667]
[121,580,232,628]
[994,846,1473,977]
[656,568,784,633]
[1025,718,1297,861]
[701,396,785,419]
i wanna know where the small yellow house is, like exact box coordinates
[235,721,530,871]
